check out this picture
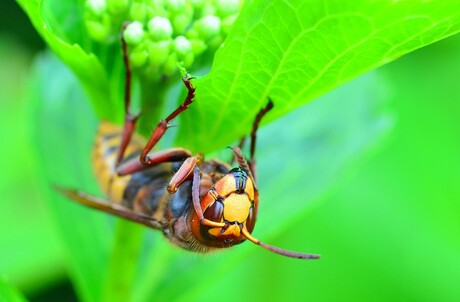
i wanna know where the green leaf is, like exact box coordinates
[19,0,460,154]
[29,52,111,302]
[177,0,460,152]
[0,38,65,295]
[16,0,118,120]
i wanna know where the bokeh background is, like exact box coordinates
[1,1,459,301]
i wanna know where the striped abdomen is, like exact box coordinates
[91,122,230,252]
[92,122,186,226]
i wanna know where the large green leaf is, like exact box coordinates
[29,52,111,302]
[16,0,117,120]
[178,0,460,151]
[0,37,65,295]
[18,0,460,154]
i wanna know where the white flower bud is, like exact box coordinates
[123,22,145,45]
[148,17,173,41]
[215,0,240,17]
[86,0,107,16]
[165,0,186,13]
[173,36,192,58]
[195,15,221,40]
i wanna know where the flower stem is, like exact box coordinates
[102,219,144,302]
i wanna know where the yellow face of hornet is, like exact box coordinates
[192,168,258,247]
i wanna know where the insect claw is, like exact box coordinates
[265,97,274,109]
[183,73,195,79]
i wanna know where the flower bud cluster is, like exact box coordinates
[84,0,242,79]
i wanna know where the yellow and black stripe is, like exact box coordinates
[92,122,174,220]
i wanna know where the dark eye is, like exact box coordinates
[246,206,256,233]
[203,201,224,222]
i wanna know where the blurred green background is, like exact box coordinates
[1,1,459,302]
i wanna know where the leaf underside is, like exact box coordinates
[178,0,460,152]
[17,0,460,152]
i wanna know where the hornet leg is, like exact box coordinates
[248,99,274,181]
[115,22,141,166]
[232,99,274,183]
[115,23,195,176]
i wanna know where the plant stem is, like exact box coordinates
[137,77,170,138]
[102,219,144,302]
